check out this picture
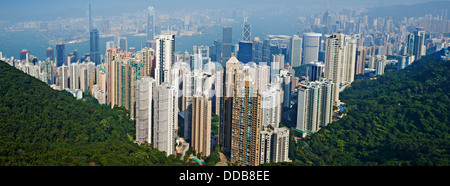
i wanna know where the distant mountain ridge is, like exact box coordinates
[363,1,450,20]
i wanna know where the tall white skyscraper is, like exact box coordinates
[155,34,175,85]
[136,77,156,145]
[324,33,344,106]
[260,86,282,128]
[340,38,357,86]
[153,83,178,156]
[291,35,302,67]
[302,33,322,65]
[147,6,155,41]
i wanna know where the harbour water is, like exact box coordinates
[0,15,302,61]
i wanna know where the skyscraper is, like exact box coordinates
[253,37,263,63]
[88,4,92,33]
[222,26,232,63]
[219,56,240,156]
[306,61,325,82]
[136,77,156,145]
[340,38,357,86]
[324,33,344,107]
[290,35,302,67]
[230,77,262,166]
[237,41,253,63]
[413,27,426,60]
[147,6,155,41]
[46,47,54,60]
[191,95,212,157]
[119,37,128,52]
[153,83,178,156]
[90,28,100,65]
[56,41,65,67]
[296,80,334,135]
[19,49,29,61]
[355,46,366,75]
[141,47,156,78]
[242,20,251,42]
[302,33,322,65]
[155,34,175,85]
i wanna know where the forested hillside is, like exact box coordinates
[0,61,186,166]
[283,50,450,166]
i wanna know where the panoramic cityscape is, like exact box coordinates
[0,0,449,180]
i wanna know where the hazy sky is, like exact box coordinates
[0,0,442,21]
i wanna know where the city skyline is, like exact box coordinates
[0,0,449,169]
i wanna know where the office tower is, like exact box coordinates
[306,61,325,82]
[253,37,263,63]
[90,28,100,65]
[72,50,79,63]
[413,28,426,60]
[209,45,217,63]
[136,77,156,145]
[242,19,251,42]
[302,33,322,65]
[198,45,210,66]
[237,41,253,63]
[155,34,175,85]
[280,70,291,108]
[291,35,302,67]
[213,39,222,63]
[46,47,54,60]
[355,46,366,75]
[324,33,344,107]
[222,26,232,63]
[88,4,92,33]
[141,47,156,77]
[191,95,212,157]
[262,38,271,63]
[340,38,357,86]
[153,83,177,156]
[119,37,128,52]
[230,77,262,166]
[56,41,65,67]
[19,49,28,61]
[296,80,334,135]
[272,54,284,70]
[147,6,155,41]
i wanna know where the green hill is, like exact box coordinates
[284,49,450,166]
[0,60,185,166]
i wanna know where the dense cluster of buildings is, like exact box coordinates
[1,4,449,166]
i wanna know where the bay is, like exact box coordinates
[0,15,302,61]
